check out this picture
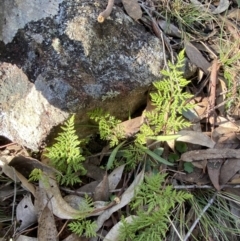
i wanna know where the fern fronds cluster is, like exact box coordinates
[88,108,124,147]
[119,173,192,241]
[136,50,195,144]
[68,195,97,237]
[68,220,97,237]
[122,143,147,169]
[45,115,86,186]
[29,168,43,182]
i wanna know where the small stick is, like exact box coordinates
[183,192,217,241]
[208,59,220,131]
[97,0,114,23]
[0,142,16,149]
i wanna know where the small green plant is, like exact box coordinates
[90,50,194,147]
[136,50,195,144]
[68,219,97,237]
[28,168,43,182]
[88,108,124,147]
[68,195,97,237]
[44,115,86,186]
[119,173,192,241]
[89,50,194,169]
[28,168,52,187]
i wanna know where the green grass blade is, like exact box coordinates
[107,141,126,170]
[144,148,174,166]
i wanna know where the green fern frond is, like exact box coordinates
[136,50,195,144]
[68,220,97,237]
[122,143,146,169]
[120,173,192,241]
[45,115,86,186]
[88,108,124,147]
[135,124,154,145]
[68,195,96,237]
[29,168,43,182]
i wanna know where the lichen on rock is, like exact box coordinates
[0,0,165,150]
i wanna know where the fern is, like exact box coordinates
[68,195,97,237]
[29,168,43,182]
[136,50,195,144]
[119,173,192,241]
[88,51,194,168]
[45,115,86,186]
[68,220,97,237]
[88,108,124,147]
[122,143,147,169]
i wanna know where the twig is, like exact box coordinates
[12,168,17,235]
[139,3,172,67]
[97,0,114,23]
[0,142,16,149]
[183,192,217,241]
[60,187,126,196]
[208,59,220,131]
[174,184,240,189]
[199,41,218,59]
[168,216,184,241]
[174,185,214,189]
[57,220,69,238]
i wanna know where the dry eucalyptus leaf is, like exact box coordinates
[227,8,240,21]
[216,117,240,129]
[39,173,81,219]
[77,180,99,194]
[230,175,240,184]
[35,186,48,218]
[213,131,240,149]
[207,159,222,190]
[185,41,211,74]
[181,149,240,162]
[191,159,207,170]
[94,173,110,201]
[82,162,105,181]
[63,234,89,241]
[95,169,144,232]
[177,130,215,148]
[118,116,144,137]
[103,216,137,241]
[16,236,37,241]
[15,171,36,197]
[108,164,125,190]
[212,0,230,14]
[0,158,20,182]
[122,0,142,20]
[158,20,182,38]
[220,158,240,185]
[38,206,58,241]
[16,194,37,232]
[175,167,210,184]
[9,155,59,178]
[183,108,200,122]
[64,195,85,210]
[0,157,35,196]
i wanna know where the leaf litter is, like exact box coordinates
[1,0,240,240]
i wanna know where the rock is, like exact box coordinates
[0,0,165,150]
[0,63,68,150]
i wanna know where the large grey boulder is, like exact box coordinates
[0,0,164,150]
